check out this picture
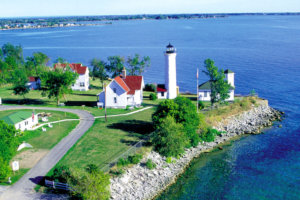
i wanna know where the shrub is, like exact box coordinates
[198,101,205,110]
[52,165,73,183]
[86,164,99,174]
[117,158,130,167]
[146,159,156,170]
[149,93,157,100]
[128,154,143,164]
[166,157,172,164]
[152,116,187,157]
[145,83,157,92]
[109,168,125,176]
[200,128,222,142]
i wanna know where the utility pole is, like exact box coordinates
[104,83,107,122]
[196,68,199,113]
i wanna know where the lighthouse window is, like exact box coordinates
[204,91,208,97]
[161,92,164,97]
[113,88,117,93]
[114,97,117,103]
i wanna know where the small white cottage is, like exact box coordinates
[27,77,41,90]
[0,111,38,131]
[98,68,144,109]
[54,63,90,91]
[198,69,235,101]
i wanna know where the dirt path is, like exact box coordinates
[12,149,49,169]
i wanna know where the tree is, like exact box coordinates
[152,97,200,147]
[1,43,23,63]
[152,116,186,157]
[41,68,78,105]
[0,121,18,180]
[54,57,67,64]
[107,56,125,78]
[91,58,108,89]
[203,59,231,106]
[12,68,29,99]
[26,52,49,76]
[126,54,150,75]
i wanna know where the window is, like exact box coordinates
[204,91,208,97]
[80,82,85,87]
[114,97,117,103]
[113,88,117,93]
[161,92,164,97]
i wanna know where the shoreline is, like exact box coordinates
[110,100,282,200]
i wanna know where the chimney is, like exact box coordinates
[122,67,126,78]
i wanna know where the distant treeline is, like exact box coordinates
[1,12,299,27]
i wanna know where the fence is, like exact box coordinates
[45,179,72,191]
[100,138,148,172]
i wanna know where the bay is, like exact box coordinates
[1,15,299,199]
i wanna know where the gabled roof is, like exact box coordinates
[157,84,167,92]
[123,76,143,95]
[198,80,235,90]
[198,80,213,90]
[114,76,130,92]
[113,75,143,95]
[54,63,87,75]
[28,76,39,82]
[0,111,32,125]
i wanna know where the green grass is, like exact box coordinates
[51,107,155,172]
[20,121,79,149]
[0,168,30,186]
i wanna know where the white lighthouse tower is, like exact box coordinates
[165,43,177,99]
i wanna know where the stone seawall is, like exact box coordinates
[110,100,282,200]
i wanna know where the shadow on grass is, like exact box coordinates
[72,93,97,97]
[108,120,154,139]
[64,101,97,107]
[3,98,46,105]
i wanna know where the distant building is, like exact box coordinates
[198,69,235,101]
[27,76,41,90]
[0,111,38,131]
[54,63,90,91]
[98,68,144,109]
[157,43,179,99]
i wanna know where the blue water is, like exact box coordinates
[1,15,300,199]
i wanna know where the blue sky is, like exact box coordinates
[1,0,300,17]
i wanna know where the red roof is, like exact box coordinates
[54,63,87,75]
[28,76,39,82]
[114,76,130,92]
[157,84,167,92]
[114,75,143,95]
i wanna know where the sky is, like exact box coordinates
[1,0,300,18]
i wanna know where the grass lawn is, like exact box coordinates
[0,168,30,186]
[52,107,155,172]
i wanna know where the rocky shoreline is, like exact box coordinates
[110,100,282,200]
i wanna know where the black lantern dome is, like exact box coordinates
[166,43,176,53]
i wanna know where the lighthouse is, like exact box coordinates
[165,43,177,99]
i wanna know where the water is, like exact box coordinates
[1,15,300,199]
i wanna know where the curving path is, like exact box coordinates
[0,106,95,200]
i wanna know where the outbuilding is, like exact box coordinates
[0,111,38,131]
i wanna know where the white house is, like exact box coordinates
[198,69,235,101]
[27,77,41,90]
[54,63,90,91]
[98,68,144,109]
[0,111,38,131]
[157,43,179,99]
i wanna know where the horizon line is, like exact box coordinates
[1,12,300,19]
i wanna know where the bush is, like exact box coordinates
[166,157,172,163]
[149,93,157,101]
[52,165,73,183]
[128,154,143,164]
[145,159,156,170]
[86,164,99,174]
[117,158,130,167]
[152,116,187,157]
[109,168,125,176]
[200,128,222,142]
[198,101,205,110]
[145,83,157,92]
